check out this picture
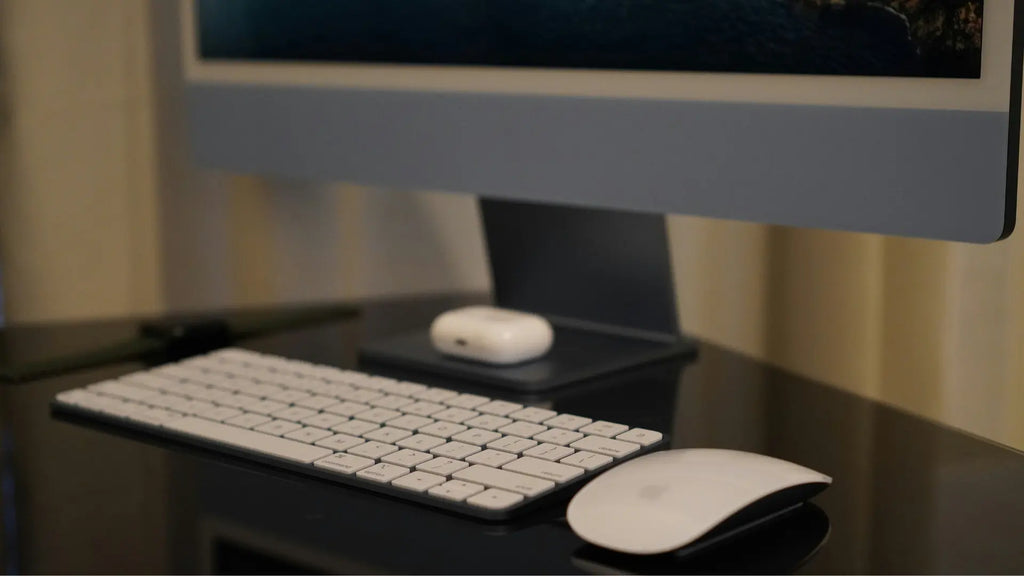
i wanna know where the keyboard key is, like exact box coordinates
[392,471,447,492]
[543,414,592,431]
[187,386,233,403]
[487,436,538,454]
[451,428,504,446]
[362,426,413,444]
[570,435,640,458]
[271,406,318,422]
[224,413,272,429]
[444,393,490,409]
[453,465,554,497]
[382,449,434,468]
[431,441,482,460]
[198,406,243,422]
[202,389,237,404]
[315,453,375,474]
[254,419,303,437]
[559,450,613,471]
[432,407,479,424]
[356,462,409,483]
[419,421,468,439]
[147,393,192,411]
[348,441,399,459]
[387,414,435,431]
[248,383,285,398]
[340,389,384,404]
[315,433,366,452]
[466,449,518,468]
[533,428,584,446]
[370,394,416,410]
[165,417,331,464]
[92,381,160,402]
[268,389,312,404]
[54,389,102,407]
[331,420,379,436]
[354,408,402,424]
[503,456,584,484]
[300,412,348,429]
[578,421,630,438]
[498,421,547,438]
[294,395,340,411]
[248,400,289,415]
[321,383,357,399]
[180,400,218,416]
[357,376,395,391]
[133,407,185,426]
[177,382,215,399]
[509,407,558,424]
[411,388,459,403]
[523,443,575,462]
[464,415,513,431]
[429,480,485,502]
[417,457,469,477]
[476,400,523,416]
[283,427,333,444]
[615,428,663,446]
[324,401,371,417]
[396,434,447,452]
[401,401,447,417]
[467,489,525,510]
[216,393,263,410]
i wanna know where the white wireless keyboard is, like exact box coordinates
[51,348,666,519]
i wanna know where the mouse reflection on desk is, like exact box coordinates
[567,449,832,556]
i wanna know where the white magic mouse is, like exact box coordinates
[567,449,832,555]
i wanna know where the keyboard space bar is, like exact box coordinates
[165,417,332,464]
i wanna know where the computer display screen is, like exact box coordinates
[185,1,1020,242]
[197,0,983,78]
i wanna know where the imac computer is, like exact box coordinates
[184,0,1022,392]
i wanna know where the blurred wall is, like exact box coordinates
[0,0,1022,455]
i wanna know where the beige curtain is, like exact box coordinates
[672,211,1024,450]
[1,0,1021,452]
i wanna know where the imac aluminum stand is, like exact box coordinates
[360,199,696,392]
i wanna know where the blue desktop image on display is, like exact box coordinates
[197,0,983,78]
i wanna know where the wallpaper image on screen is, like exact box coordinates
[198,0,984,78]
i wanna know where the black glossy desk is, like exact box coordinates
[3,295,1024,574]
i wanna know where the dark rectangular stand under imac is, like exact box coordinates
[361,199,696,391]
